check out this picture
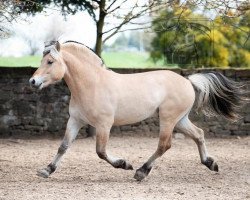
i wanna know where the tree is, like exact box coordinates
[150,5,210,66]
[0,0,23,38]
[150,1,250,68]
[15,0,167,56]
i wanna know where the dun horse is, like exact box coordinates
[29,41,243,181]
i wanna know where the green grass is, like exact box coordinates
[0,52,175,68]
[102,52,167,68]
[0,56,41,67]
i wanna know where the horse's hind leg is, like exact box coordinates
[134,118,173,181]
[175,115,218,172]
[95,124,133,170]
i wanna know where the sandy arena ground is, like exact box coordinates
[0,135,249,200]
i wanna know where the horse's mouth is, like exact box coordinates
[38,83,44,90]
[29,82,42,90]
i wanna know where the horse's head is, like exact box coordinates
[29,41,66,90]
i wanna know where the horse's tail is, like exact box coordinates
[188,72,245,121]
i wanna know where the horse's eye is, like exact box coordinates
[47,60,53,65]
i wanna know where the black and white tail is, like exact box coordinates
[188,72,245,121]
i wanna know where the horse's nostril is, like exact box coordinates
[31,79,35,85]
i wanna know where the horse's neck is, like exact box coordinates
[62,49,102,99]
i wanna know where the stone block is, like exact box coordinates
[0,126,10,136]
[141,125,150,133]
[239,124,250,131]
[0,106,9,115]
[47,118,65,132]
[244,115,250,123]
[231,130,249,136]
[224,69,236,79]
[120,125,132,132]
[213,129,232,136]
[24,125,43,132]
[235,69,250,80]
[111,126,121,134]
[149,126,159,133]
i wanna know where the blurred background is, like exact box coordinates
[0,0,249,69]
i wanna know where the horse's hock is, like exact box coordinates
[0,67,249,138]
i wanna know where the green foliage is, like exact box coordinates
[17,0,96,20]
[150,7,250,68]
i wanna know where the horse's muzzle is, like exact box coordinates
[29,77,42,89]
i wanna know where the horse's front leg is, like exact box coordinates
[37,117,82,178]
[95,125,133,170]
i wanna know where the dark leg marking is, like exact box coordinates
[97,151,107,160]
[113,159,133,170]
[202,157,219,172]
[47,163,56,173]
[134,163,152,181]
[58,144,68,154]
[97,150,133,170]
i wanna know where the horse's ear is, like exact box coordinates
[55,41,60,52]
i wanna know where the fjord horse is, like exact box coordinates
[29,41,243,181]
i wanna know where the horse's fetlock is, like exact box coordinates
[97,151,106,159]
[113,159,125,168]
[202,157,219,172]
[48,163,56,173]
[166,142,172,150]
[112,159,133,170]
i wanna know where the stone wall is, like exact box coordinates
[0,67,249,138]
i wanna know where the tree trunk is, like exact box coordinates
[86,0,106,137]
[94,0,106,56]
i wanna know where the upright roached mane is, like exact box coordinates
[43,41,60,59]
[29,40,245,181]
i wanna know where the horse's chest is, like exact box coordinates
[69,103,96,126]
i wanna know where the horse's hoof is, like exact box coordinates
[211,161,219,172]
[134,165,152,181]
[202,157,219,172]
[134,169,147,181]
[126,163,134,170]
[37,168,50,178]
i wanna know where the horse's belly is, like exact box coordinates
[113,93,162,126]
[113,82,166,126]
[113,106,157,126]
